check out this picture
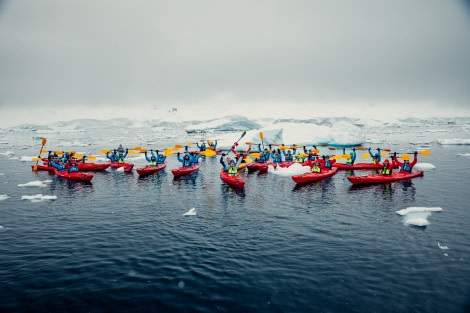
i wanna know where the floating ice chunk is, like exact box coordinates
[21,194,57,202]
[0,194,9,201]
[20,156,38,162]
[0,150,14,156]
[438,242,449,250]
[115,167,125,172]
[403,212,431,227]
[414,163,436,170]
[268,163,311,176]
[437,138,470,145]
[396,207,442,216]
[17,180,50,188]
[183,208,196,216]
[457,153,470,157]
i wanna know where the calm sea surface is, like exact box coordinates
[0,124,469,313]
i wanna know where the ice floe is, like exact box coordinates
[457,153,470,157]
[437,138,470,145]
[396,207,442,227]
[438,242,449,250]
[17,180,52,188]
[413,163,436,170]
[21,194,57,202]
[0,194,9,201]
[268,163,311,177]
[0,151,14,156]
[183,208,197,216]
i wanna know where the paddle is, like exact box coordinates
[259,131,265,150]
[394,150,431,161]
[200,150,216,157]
[33,138,47,171]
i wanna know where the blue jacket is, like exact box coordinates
[177,154,192,168]
[369,148,381,162]
[343,148,356,165]
[50,160,67,172]
[197,142,206,151]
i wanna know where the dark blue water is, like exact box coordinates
[0,126,469,313]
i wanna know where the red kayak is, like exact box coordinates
[31,164,55,171]
[220,170,245,189]
[333,162,383,170]
[172,163,201,177]
[347,170,424,185]
[291,167,338,184]
[136,162,167,176]
[77,163,110,171]
[246,162,269,173]
[109,162,134,172]
[279,161,296,168]
[54,169,93,182]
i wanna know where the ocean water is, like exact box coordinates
[0,122,469,313]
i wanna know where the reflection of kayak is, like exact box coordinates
[136,162,167,176]
[333,162,383,170]
[347,170,424,185]
[220,170,245,188]
[291,167,338,184]
[246,162,269,173]
[54,169,94,182]
[172,163,201,177]
[78,163,110,171]
[109,162,134,172]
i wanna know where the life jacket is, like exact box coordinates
[401,163,411,173]
[285,154,293,161]
[312,165,321,173]
[149,161,157,166]
[183,159,191,167]
[118,157,126,164]
[381,168,391,175]
[295,156,303,163]
[228,166,237,175]
[346,157,353,165]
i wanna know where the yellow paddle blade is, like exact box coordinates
[200,150,216,157]
[243,158,253,163]
[69,150,76,155]
[100,149,110,154]
[245,141,252,145]
[128,150,139,155]
[164,149,173,156]
[289,145,297,149]
[56,151,64,156]
[87,155,97,161]
[41,138,47,146]
[187,142,193,146]
[400,154,411,161]
[139,148,147,153]
[380,151,388,156]
[280,146,287,151]
[33,165,38,171]
[362,153,371,159]
[331,155,343,160]
[72,154,83,159]
[357,147,366,151]
[40,149,48,153]
[249,152,261,158]
[313,149,320,153]
[32,157,42,161]
[259,131,264,140]
[419,149,431,156]
[342,154,350,158]
[174,144,183,149]
[295,153,308,158]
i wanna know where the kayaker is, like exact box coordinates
[116,144,125,154]
[311,161,322,173]
[145,151,158,166]
[153,150,167,164]
[258,144,271,162]
[49,159,68,172]
[177,152,192,168]
[380,159,392,175]
[190,152,202,166]
[106,150,119,162]
[227,158,243,176]
[117,149,128,164]
[393,151,418,173]
[304,145,318,161]
[220,154,230,172]
[343,148,356,165]
[281,144,296,162]
[271,149,282,165]
[68,161,79,173]
[369,148,381,163]
[197,141,207,152]
[322,155,335,169]
[207,140,217,150]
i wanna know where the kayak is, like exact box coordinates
[246,162,269,173]
[332,162,383,170]
[279,161,296,168]
[220,170,245,189]
[291,167,338,184]
[109,162,134,172]
[31,164,55,171]
[77,163,110,171]
[347,170,424,185]
[136,162,167,176]
[172,163,201,177]
[54,169,94,182]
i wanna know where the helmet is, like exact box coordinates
[230,160,235,164]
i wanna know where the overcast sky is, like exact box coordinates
[1,0,470,127]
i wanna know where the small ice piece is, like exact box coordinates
[438,242,449,250]
[396,207,442,216]
[0,194,9,201]
[21,194,57,201]
[183,208,196,216]
[18,181,48,187]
